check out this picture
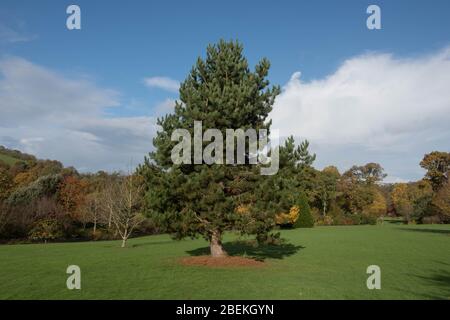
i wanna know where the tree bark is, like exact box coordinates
[210,230,227,257]
[121,238,127,248]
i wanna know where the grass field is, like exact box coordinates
[0,222,449,300]
[0,154,22,166]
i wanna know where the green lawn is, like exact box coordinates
[0,222,449,299]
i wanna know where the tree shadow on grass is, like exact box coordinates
[187,241,304,261]
[397,228,450,235]
[408,264,450,300]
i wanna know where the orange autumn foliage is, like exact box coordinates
[58,176,89,220]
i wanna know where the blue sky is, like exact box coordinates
[0,0,449,180]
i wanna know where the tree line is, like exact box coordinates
[0,157,153,246]
[0,144,448,248]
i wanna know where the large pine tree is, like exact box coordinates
[140,40,280,257]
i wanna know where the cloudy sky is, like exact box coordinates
[0,0,449,181]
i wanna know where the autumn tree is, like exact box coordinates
[58,176,88,222]
[11,160,64,189]
[338,163,387,215]
[316,166,340,216]
[391,184,413,221]
[420,151,450,191]
[431,177,450,222]
[364,189,387,217]
[0,167,13,202]
[347,163,387,185]
[390,181,430,222]
[141,40,280,257]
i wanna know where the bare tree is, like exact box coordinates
[101,174,145,248]
[82,192,103,235]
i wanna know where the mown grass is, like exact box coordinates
[0,222,449,299]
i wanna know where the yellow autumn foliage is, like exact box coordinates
[275,206,299,225]
[365,189,387,217]
[235,204,250,215]
[236,204,300,225]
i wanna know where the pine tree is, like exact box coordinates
[141,40,280,257]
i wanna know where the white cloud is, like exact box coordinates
[0,57,120,126]
[143,76,179,93]
[270,47,450,181]
[0,57,157,172]
[153,98,176,116]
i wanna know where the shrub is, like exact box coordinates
[29,218,63,243]
[275,206,299,228]
[91,229,105,241]
[294,193,314,228]
[311,207,321,223]
[422,215,441,224]
[315,215,333,226]
[134,217,164,235]
[359,213,377,225]
[328,203,345,218]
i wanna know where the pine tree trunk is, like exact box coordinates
[210,230,227,257]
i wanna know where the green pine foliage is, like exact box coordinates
[139,40,281,253]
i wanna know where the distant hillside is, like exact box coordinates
[0,146,36,166]
[0,154,21,166]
